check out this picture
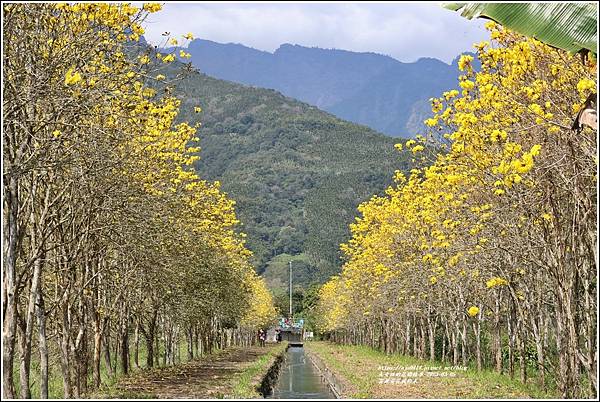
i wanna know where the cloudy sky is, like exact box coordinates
[141,2,489,64]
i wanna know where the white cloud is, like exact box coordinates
[141,2,488,63]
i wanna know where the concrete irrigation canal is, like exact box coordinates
[264,346,338,399]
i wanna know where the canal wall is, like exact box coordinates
[304,348,345,398]
[257,345,287,397]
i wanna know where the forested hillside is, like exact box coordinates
[163,67,412,286]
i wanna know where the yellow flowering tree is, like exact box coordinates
[3,3,275,398]
[317,22,596,398]
[241,273,278,331]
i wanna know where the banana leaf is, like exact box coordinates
[444,3,597,55]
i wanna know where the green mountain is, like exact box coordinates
[167,69,412,290]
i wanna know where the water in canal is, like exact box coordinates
[268,346,336,399]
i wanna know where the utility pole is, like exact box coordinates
[289,260,293,318]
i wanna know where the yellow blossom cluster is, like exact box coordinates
[241,272,278,330]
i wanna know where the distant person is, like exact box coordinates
[259,329,266,347]
[276,329,282,343]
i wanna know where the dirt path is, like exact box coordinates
[106,345,276,399]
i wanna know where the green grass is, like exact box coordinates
[305,341,556,399]
[230,342,288,398]
[12,358,65,399]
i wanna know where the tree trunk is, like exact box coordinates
[17,315,31,399]
[193,326,199,358]
[78,329,89,396]
[441,335,445,362]
[473,317,482,371]
[93,320,102,388]
[413,317,418,357]
[163,318,169,366]
[452,321,459,365]
[20,255,43,399]
[36,290,49,399]
[556,282,579,397]
[2,176,19,399]
[120,310,129,375]
[419,318,426,360]
[427,315,436,361]
[155,333,160,367]
[508,315,515,379]
[404,319,411,355]
[531,314,545,390]
[461,319,468,367]
[103,323,114,376]
[187,326,194,361]
[535,333,545,389]
[582,269,597,397]
[133,321,140,369]
[113,329,119,375]
[59,296,73,398]
[517,326,527,384]
[176,327,181,363]
[121,331,129,375]
[493,297,503,373]
[145,331,154,368]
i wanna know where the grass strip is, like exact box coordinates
[305,341,556,399]
[229,342,288,398]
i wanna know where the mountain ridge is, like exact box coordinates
[165,39,468,137]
